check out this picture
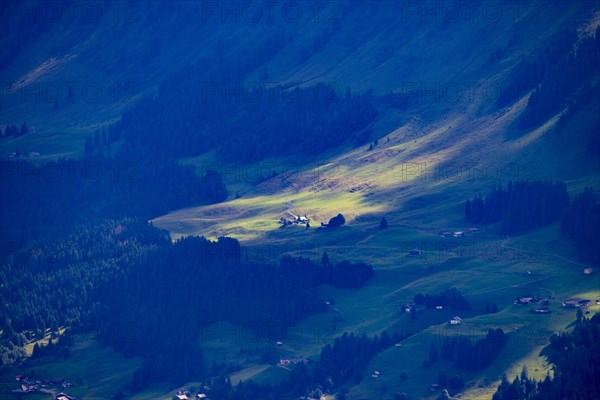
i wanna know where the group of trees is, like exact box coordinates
[465,181,569,235]
[324,213,346,228]
[99,235,372,389]
[0,215,375,388]
[438,328,507,371]
[465,182,599,262]
[284,255,373,289]
[561,188,600,263]
[0,153,227,243]
[496,28,578,108]
[0,218,170,365]
[492,313,600,400]
[205,330,399,400]
[555,81,600,158]
[83,125,120,156]
[519,26,600,129]
[437,371,465,391]
[413,288,471,311]
[31,329,74,360]
[495,25,600,138]
[1,123,28,139]
[118,79,377,163]
[115,34,378,163]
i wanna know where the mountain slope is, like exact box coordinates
[1,2,600,400]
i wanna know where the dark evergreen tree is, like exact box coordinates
[380,216,388,229]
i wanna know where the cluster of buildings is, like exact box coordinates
[56,394,76,400]
[562,298,591,308]
[514,295,552,314]
[514,294,597,314]
[279,212,310,226]
[439,227,480,238]
[279,357,310,367]
[174,388,209,400]
[4,150,40,158]
[13,375,74,398]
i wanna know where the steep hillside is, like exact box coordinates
[1,2,600,400]
[2,1,596,158]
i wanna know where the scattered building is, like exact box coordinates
[280,212,310,226]
[515,296,534,305]
[453,231,464,238]
[395,343,402,348]
[409,248,422,256]
[531,306,551,314]
[435,305,443,310]
[562,298,591,308]
[449,316,463,325]
[371,371,380,378]
[55,394,75,400]
[276,341,283,347]
[197,395,207,399]
[403,303,415,313]
[279,357,310,366]
[583,268,593,275]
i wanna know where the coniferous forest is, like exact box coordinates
[1,2,599,399]
[465,181,569,234]
[413,288,471,311]
[0,216,374,388]
[465,181,599,262]
[561,188,600,263]
[438,329,507,372]
[492,314,600,400]
[117,82,378,163]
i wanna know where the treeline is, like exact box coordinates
[0,153,226,244]
[98,236,373,389]
[465,181,569,235]
[465,182,599,262]
[496,25,600,134]
[437,371,465,391]
[0,0,69,70]
[1,123,29,139]
[316,331,396,387]
[110,3,376,164]
[413,287,471,310]
[0,218,170,365]
[31,329,74,360]
[496,27,578,108]
[285,255,374,289]
[492,313,600,400]
[437,328,507,371]
[0,217,374,386]
[555,80,600,158]
[83,125,121,156]
[519,26,600,129]
[208,330,399,400]
[118,80,377,163]
[561,188,600,263]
